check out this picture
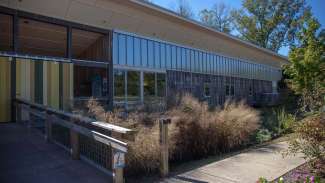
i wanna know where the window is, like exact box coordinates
[117,34,126,64]
[154,42,160,69]
[204,83,210,97]
[0,14,13,51]
[134,37,141,66]
[157,73,166,97]
[127,71,140,102]
[72,28,108,61]
[148,40,154,68]
[226,79,235,96]
[74,65,108,98]
[19,18,67,57]
[144,72,155,99]
[249,85,253,96]
[114,70,125,102]
[127,36,134,66]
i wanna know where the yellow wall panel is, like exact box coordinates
[47,62,60,109]
[0,57,11,122]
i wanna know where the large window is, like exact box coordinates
[144,72,155,99]
[127,71,140,102]
[114,70,125,102]
[72,28,108,61]
[74,65,108,98]
[18,18,67,57]
[157,73,166,98]
[0,14,13,52]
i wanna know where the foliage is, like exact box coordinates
[199,2,234,33]
[174,0,194,19]
[286,113,325,162]
[261,107,296,136]
[87,96,261,175]
[255,129,272,143]
[258,176,322,183]
[170,95,260,160]
[232,0,311,52]
[284,18,325,112]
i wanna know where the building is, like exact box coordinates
[0,0,288,122]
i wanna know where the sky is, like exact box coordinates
[150,0,325,56]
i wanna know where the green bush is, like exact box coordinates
[262,107,296,136]
[255,129,272,143]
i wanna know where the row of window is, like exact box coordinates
[113,32,282,81]
[114,69,166,103]
[0,13,108,61]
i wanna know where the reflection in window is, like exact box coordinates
[0,14,13,51]
[127,71,140,102]
[19,18,67,57]
[127,36,134,66]
[144,72,155,99]
[204,83,210,97]
[74,65,108,98]
[148,40,154,68]
[157,73,166,97]
[114,70,125,102]
[72,29,108,61]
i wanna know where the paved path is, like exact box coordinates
[165,142,306,183]
[0,123,111,183]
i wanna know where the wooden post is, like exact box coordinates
[45,113,52,142]
[159,118,171,178]
[70,129,80,160]
[111,148,125,183]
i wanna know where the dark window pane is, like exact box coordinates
[74,65,108,97]
[34,61,43,104]
[19,18,67,57]
[72,28,108,61]
[157,73,166,97]
[144,72,155,99]
[0,14,13,51]
[204,83,210,97]
[127,71,140,102]
[114,70,125,101]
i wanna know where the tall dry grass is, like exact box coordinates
[86,95,260,175]
[169,94,260,160]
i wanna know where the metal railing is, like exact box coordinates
[14,97,134,183]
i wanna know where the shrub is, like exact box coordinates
[86,96,260,175]
[255,129,273,143]
[287,113,325,161]
[170,95,260,160]
[262,107,296,136]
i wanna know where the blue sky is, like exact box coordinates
[150,0,325,56]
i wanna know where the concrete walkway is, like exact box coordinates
[0,123,111,183]
[166,142,306,183]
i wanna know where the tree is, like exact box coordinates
[284,18,325,112]
[199,2,234,34]
[174,0,194,19]
[232,0,311,52]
